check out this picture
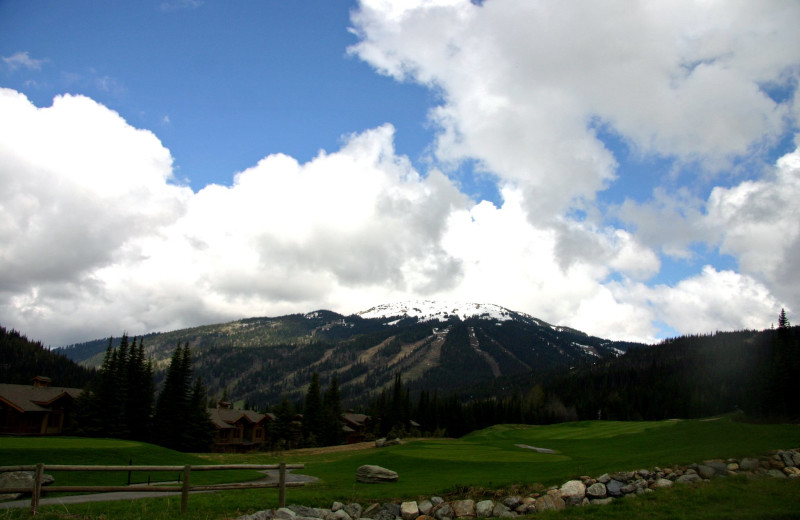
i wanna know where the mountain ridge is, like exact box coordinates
[59,300,644,408]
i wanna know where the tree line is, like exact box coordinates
[71,336,215,452]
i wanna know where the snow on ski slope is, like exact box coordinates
[357,300,518,322]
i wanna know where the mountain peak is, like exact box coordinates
[357,300,519,322]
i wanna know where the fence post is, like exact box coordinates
[278,462,286,508]
[181,465,191,514]
[30,462,44,516]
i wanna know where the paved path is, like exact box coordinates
[0,470,318,510]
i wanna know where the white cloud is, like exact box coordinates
[3,51,46,72]
[350,0,800,220]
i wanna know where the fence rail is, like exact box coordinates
[0,462,305,516]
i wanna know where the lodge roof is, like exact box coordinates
[207,407,276,429]
[0,383,83,413]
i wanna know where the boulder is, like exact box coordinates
[375,438,403,448]
[0,470,55,498]
[675,473,702,484]
[779,451,795,468]
[651,478,673,489]
[605,479,625,497]
[596,473,611,484]
[475,500,494,518]
[534,495,564,512]
[585,482,607,499]
[697,465,716,479]
[356,465,398,483]
[739,458,760,471]
[450,500,475,518]
[401,501,419,520]
[433,502,453,520]
[559,480,586,505]
[766,469,787,479]
[344,504,363,520]
[333,511,352,520]
[491,503,516,518]
[361,504,382,519]
[418,500,434,516]
[275,508,297,519]
[589,497,614,506]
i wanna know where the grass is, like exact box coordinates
[0,437,261,486]
[0,417,798,520]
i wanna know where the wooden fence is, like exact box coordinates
[0,462,305,516]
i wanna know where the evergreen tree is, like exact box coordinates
[302,373,323,447]
[322,375,343,446]
[778,308,790,329]
[183,377,215,452]
[152,342,192,450]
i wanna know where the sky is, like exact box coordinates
[1,0,799,347]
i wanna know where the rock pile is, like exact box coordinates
[235,449,800,520]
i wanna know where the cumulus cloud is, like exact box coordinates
[350,0,799,218]
[3,0,798,345]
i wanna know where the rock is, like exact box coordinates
[450,500,475,518]
[783,467,800,477]
[433,502,453,520]
[559,480,586,505]
[0,471,55,496]
[332,503,345,512]
[344,504,363,519]
[740,458,760,472]
[597,473,611,484]
[356,465,398,483]
[697,465,716,479]
[676,473,702,484]
[361,504,382,519]
[605,479,625,497]
[418,500,433,516]
[491,503,516,518]
[589,497,614,506]
[706,462,729,475]
[610,471,633,482]
[401,501,419,520]
[779,451,795,468]
[431,497,444,506]
[475,500,494,518]
[289,506,323,518]
[651,478,673,489]
[375,438,403,448]
[276,508,298,519]
[793,452,800,467]
[727,463,739,472]
[534,495,564,512]
[766,469,787,479]
[586,482,607,499]
[502,496,520,509]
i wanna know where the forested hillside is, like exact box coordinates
[0,325,95,387]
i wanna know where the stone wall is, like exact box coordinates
[235,448,799,520]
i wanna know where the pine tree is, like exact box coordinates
[778,308,790,329]
[183,377,215,452]
[302,373,323,447]
[322,375,343,446]
[153,342,192,450]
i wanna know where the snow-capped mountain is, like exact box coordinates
[358,300,519,322]
[62,300,644,409]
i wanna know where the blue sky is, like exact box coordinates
[1,0,799,346]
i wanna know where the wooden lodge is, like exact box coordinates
[0,377,83,436]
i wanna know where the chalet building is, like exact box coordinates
[207,401,276,453]
[0,377,83,436]
[341,411,370,444]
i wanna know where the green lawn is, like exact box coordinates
[1,417,798,520]
[0,437,261,486]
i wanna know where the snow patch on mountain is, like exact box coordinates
[357,300,518,323]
